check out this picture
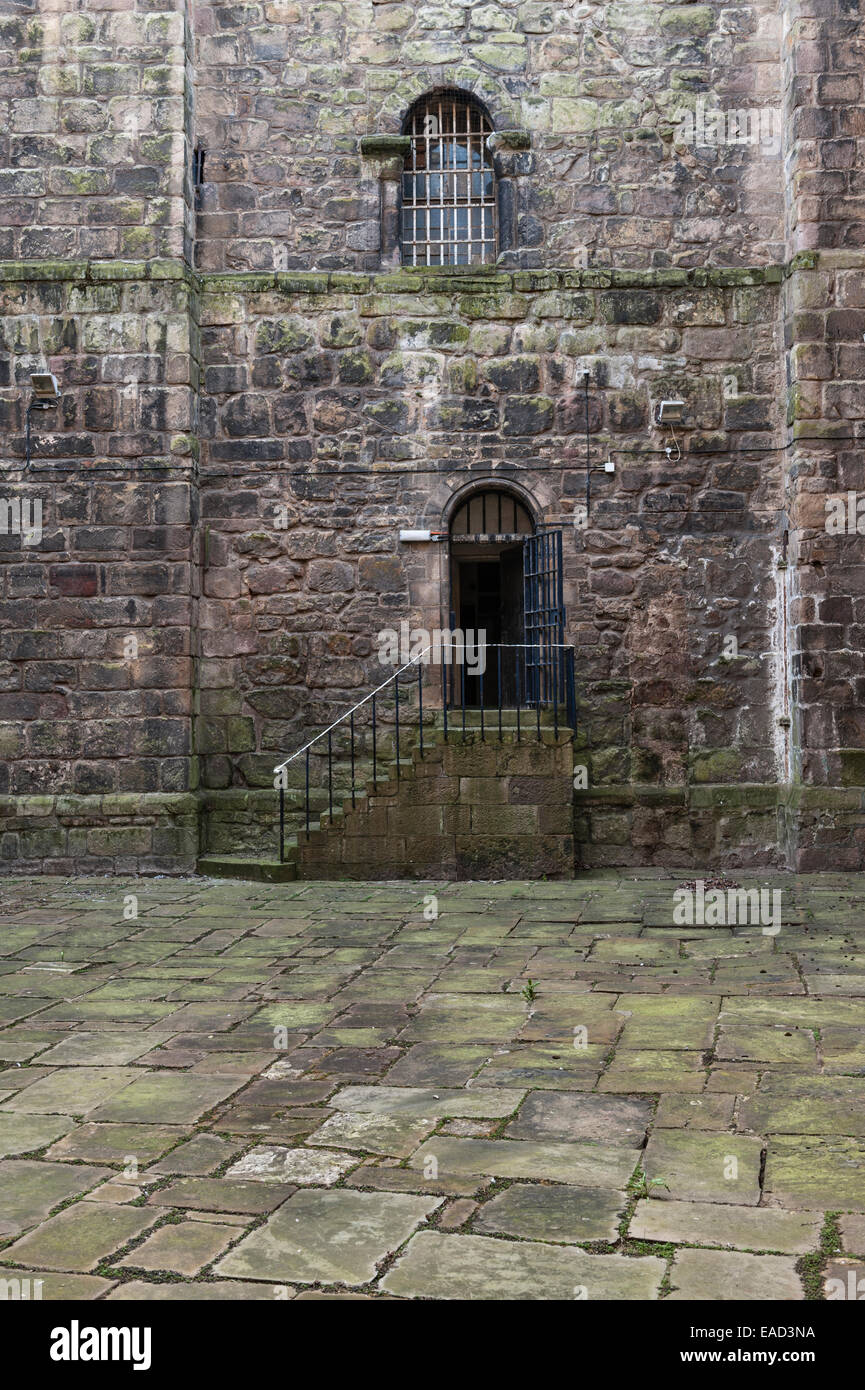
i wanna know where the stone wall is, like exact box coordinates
[779,0,865,867]
[296,727,575,879]
[194,0,784,271]
[0,260,200,872]
[0,791,199,876]
[1,0,864,874]
[0,0,193,263]
[197,263,786,838]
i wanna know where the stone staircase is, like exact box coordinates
[197,710,575,881]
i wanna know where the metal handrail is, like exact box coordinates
[274,641,577,863]
[272,645,434,774]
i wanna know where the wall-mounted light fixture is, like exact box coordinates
[25,373,60,472]
[31,372,60,403]
[655,399,685,463]
[655,399,685,424]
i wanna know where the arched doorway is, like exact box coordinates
[448,487,535,707]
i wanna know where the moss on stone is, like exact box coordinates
[691,750,743,782]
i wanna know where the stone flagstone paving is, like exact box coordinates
[1,871,864,1299]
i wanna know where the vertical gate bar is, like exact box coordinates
[585,370,591,519]
[418,659,424,758]
[480,652,484,742]
[544,536,547,704]
[556,642,561,750]
[536,533,541,709]
[279,780,285,863]
[350,711,356,808]
[545,532,551,707]
[372,694,377,789]
[528,530,536,706]
[461,657,466,741]
[442,650,448,742]
[541,532,547,708]
[548,535,553,707]
[305,749,310,841]
[328,731,333,820]
[561,539,565,712]
[532,537,537,709]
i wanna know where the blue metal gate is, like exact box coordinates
[522,528,574,727]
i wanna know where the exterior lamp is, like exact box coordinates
[25,372,60,471]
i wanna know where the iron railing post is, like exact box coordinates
[497,644,502,740]
[372,693,377,789]
[516,649,521,742]
[418,659,423,758]
[394,672,400,779]
[350,711,356,807]
[328,730,333,820]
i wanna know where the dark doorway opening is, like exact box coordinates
[448,488,534,707]
[453,549,524,705]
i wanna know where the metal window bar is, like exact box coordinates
[402,91,497,267]
[450,490,533,539]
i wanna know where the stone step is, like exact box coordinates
[196,854,297,882]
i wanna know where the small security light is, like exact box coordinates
[25,372,60,472]
[30,372,60,403]
[656,399,685,463]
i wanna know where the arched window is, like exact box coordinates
[401,91,496,267]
